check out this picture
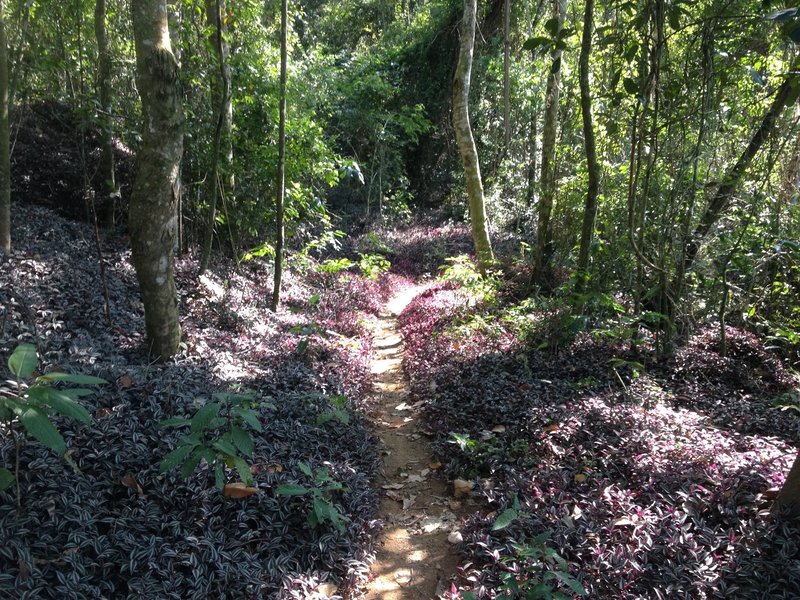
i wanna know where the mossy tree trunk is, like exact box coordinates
[776,452,800,519]
[0,0,9,255]
[130,0,184,360]
[453,0,494,275]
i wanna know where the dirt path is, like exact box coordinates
[364,285,464,600]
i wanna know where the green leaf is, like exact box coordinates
[190,402,222,434]
[37,372,107,385]
[213,437,238,457]
[19,407,66,455]
[29,387,91,424]
[214,462,225,489]
[550,570,587,596]
[180,448,205,479]
[0,467,14,491]
[298,462,313,477]
[230,425,254,457]
[316,412,334,425]
[158,417,191,429]
[523,36,551,51]
[233,407,263,432]
[232,455,252,485]
[623,77,639,95]
[160,443,196,472]
[544,16,560,36]
[9,344,37,379]
[275,483,308,496]
[492,508,518,530]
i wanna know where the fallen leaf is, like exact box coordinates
[121,473,144,497]
[407,474,424,483]
[223,482,258,498]
[574,473,587,483]
[118,374,133,388]
[382,482,405,490]
[447,531,463,544]
[385,490,403,502]
[612,517,635,527]
[96,407,112,418]
[544,424,560,432]
[492,424,506,433]
[420,468,430,477]
[448,500,463,511]
[453,478,474,498]
[428,461,442,470]
[403,495,417,510]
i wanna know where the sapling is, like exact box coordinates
[1,343,106,505]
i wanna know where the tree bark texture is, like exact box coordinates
[533,0,566,282]
[776,452,800,519]
[0,0,9,255]
[502,0,511,149]
[198,0,232,275]
[576,0,600,293]
[94,0,116,227]
[453,0,494,274]
[271,0,287,311]
[130,0,184,360]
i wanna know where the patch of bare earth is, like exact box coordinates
[365,286,466,599]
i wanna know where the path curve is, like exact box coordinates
[365,284,463,599]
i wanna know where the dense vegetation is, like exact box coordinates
[0,0,799,597]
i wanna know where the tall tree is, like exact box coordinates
[453,0,494,274]
[0,0,8,255]
[532,0,566,283]
[271,0,287,310]
[130,0,184,360]
[575,0,600,294]
[198,0,232,275]
[94,0,116,226]
[502,0,511,149]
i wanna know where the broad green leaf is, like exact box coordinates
[492,508,518,530]
[180,448,205,479]
[161,443,196,472]
[214,462,225,490]
[0,467,14,491]
[190,402,221,434]
[30,387,91,424]
[19,407,66,455]
[159,417,191,429]
[37,372,107,385]
[213,438,238,458]
[316,412,334,425]
[298,462,313,477]
[550,570,587,596]
[9,344,37,379]
[233,407,263,432]
[232,456,252,485]
[230,425,254,457]
[623,77,639,95]
[522,36,552,52]
[275,483,308,496]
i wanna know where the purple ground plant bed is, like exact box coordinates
[0,203,386,598]
[399,286,800,599]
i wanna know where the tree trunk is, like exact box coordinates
[575,0,600,294]
[502,0,511,149]
[0,0,9,255]
[776,452,800,519]
[198,0,232,275]
[453,0,494,274]
[94,0,116,227]
[271,0,287,311]
[533,0,565,283]
[130,0,184,360]
[682,60,799,274]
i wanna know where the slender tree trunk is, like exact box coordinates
[453,0,494,274]
[94,0,116,227]
[0,0,9,255]
[198,0,232,275]
[575,0,600,294]
[130,0,184,360]
[776,452,800,518]
[271,0,287,311]
[533,0,565,283]
[682,60,799,273]
[502,0,511,149]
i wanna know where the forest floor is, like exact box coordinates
[1,200,800,599]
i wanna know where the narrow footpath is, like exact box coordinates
[365,286,464,599]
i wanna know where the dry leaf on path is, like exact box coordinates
[385,490,403,502]
[121,473,145,497]
[382,482,405,490]
[453,478,474,498]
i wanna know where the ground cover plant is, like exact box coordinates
[0,203,392,598]
[398,275,800,599]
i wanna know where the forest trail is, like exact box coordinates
[365,284,463,599]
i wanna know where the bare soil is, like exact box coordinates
[365,286,465,599]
